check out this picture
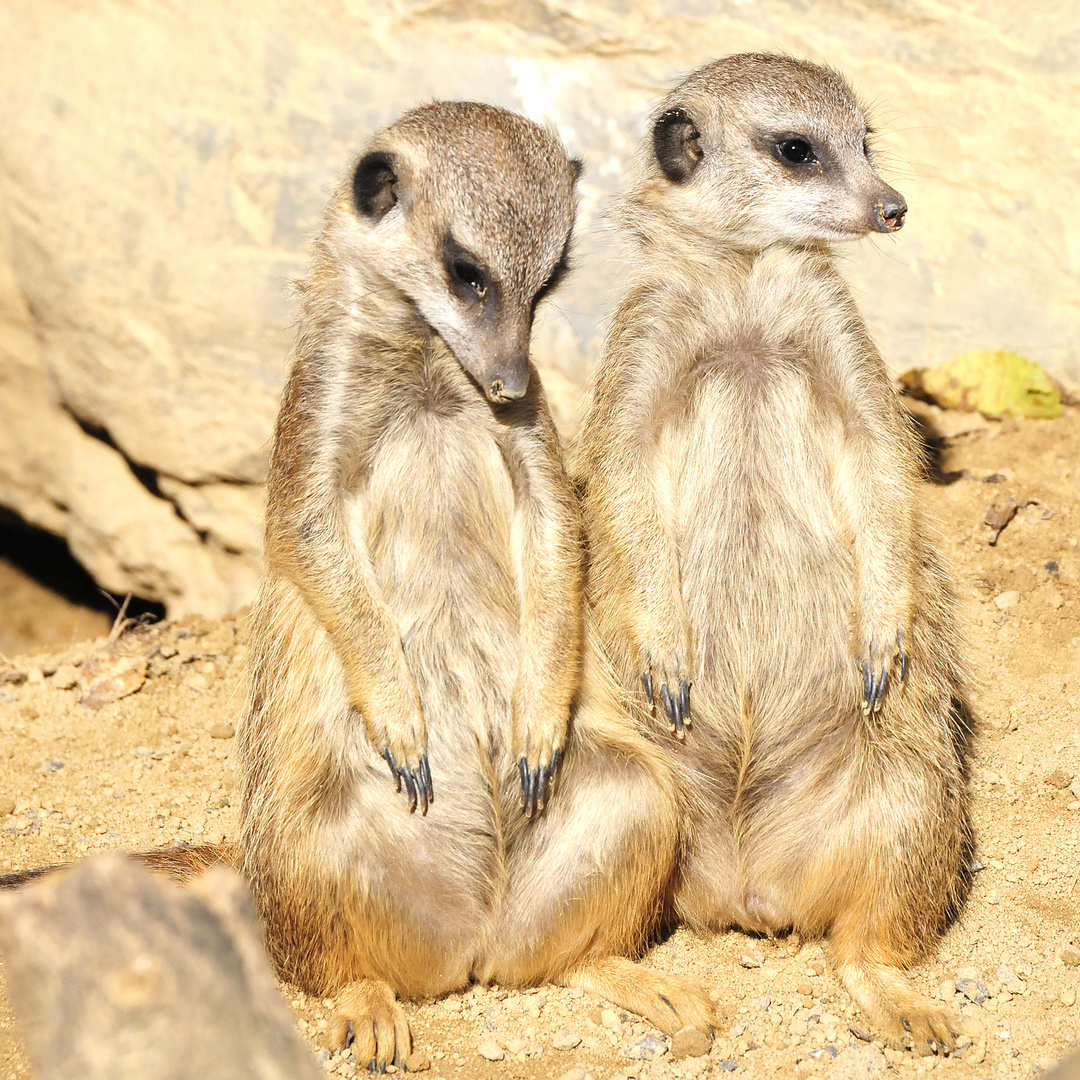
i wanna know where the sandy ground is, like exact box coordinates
[0,404,1077,1080]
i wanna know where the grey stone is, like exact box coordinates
[956,976,990,1005]
[622,1036,668,1061]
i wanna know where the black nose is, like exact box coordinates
[875,197,907,232]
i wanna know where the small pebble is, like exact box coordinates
[717,1061,738,1072]
[601,1008,620,1029]
[1062,988,1077,1007]
[477,1039,504,1061]
[208,722,235,740]
[1060,945,1080,968]
[670,1026,711,1059]
[994,590,1020,610]
[0,798,14,817]
[739,949,764,968]
[622,1036,667,1061]
[553,1030,582,1051]
[956,977,990,1005]
[1046,768,1074,789]
[939,978,956,999]
[556,1069,590,1080]
[403,1053,430,1072]
[502,1038,528,1054]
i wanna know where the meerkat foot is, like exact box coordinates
[331,979,413,1072]
[837,961,958,1055]
[560,956,714,1038]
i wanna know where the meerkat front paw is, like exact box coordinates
[353,681,432,814]
[513,697,567,818]
[638,626,693,739]
[857,624,908,714]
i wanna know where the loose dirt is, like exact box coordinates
[0,404,1077,1080]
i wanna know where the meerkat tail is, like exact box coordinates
[0,843,235,891]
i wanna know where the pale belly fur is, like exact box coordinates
[358,409,520,765]
[659,363,856,715]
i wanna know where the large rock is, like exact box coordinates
[0,1,1076,613]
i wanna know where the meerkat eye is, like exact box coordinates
[451,258,485,295]
[776,138,816,165]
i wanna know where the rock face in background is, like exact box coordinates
[0,0,1077,614]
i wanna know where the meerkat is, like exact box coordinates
[573,55,973,1054]
[239,101,713,1070]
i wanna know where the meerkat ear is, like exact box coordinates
[653,108,703,183]
[570,157,585,183]
[353,151,399,221]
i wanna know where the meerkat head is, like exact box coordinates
[335,102,580,404]
[636,54,906,248]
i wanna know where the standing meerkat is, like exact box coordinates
[573,56,973,1053]
[240,101,712,1069]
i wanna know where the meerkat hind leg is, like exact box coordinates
[829,915,959,1055]
[484,696,714,1037]
[331,978,412,1071]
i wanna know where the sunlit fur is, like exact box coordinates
[573,55,973,1053]
[238,102,713,1068]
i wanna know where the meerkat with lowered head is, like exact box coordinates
[240,101,712,1070]
[573,56,973,1052]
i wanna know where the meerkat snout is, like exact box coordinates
[873,192,907,232]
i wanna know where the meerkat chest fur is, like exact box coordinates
[637,252,858,678]
[356,337,521,717]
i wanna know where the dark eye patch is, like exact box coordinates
[443,236,490,302]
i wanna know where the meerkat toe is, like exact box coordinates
[648,975,716,1037]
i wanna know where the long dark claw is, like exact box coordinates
[660,683,676,730]
[413,769,428,815]
[527,766,539,818]
[643,671,654,705]
[873,667,888,712]
[518,757,529,808]
[384,748,401,792]
[420,754,433,802]
[369,1060,378,1075]
[673,688,684,738]
[862,662,873,708]
[536,763,549,813]
[401,768,417,812]
[900,650,908,684]
[680,679,691,727]
[344,1021,356,1048]
[550,746,561,778]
